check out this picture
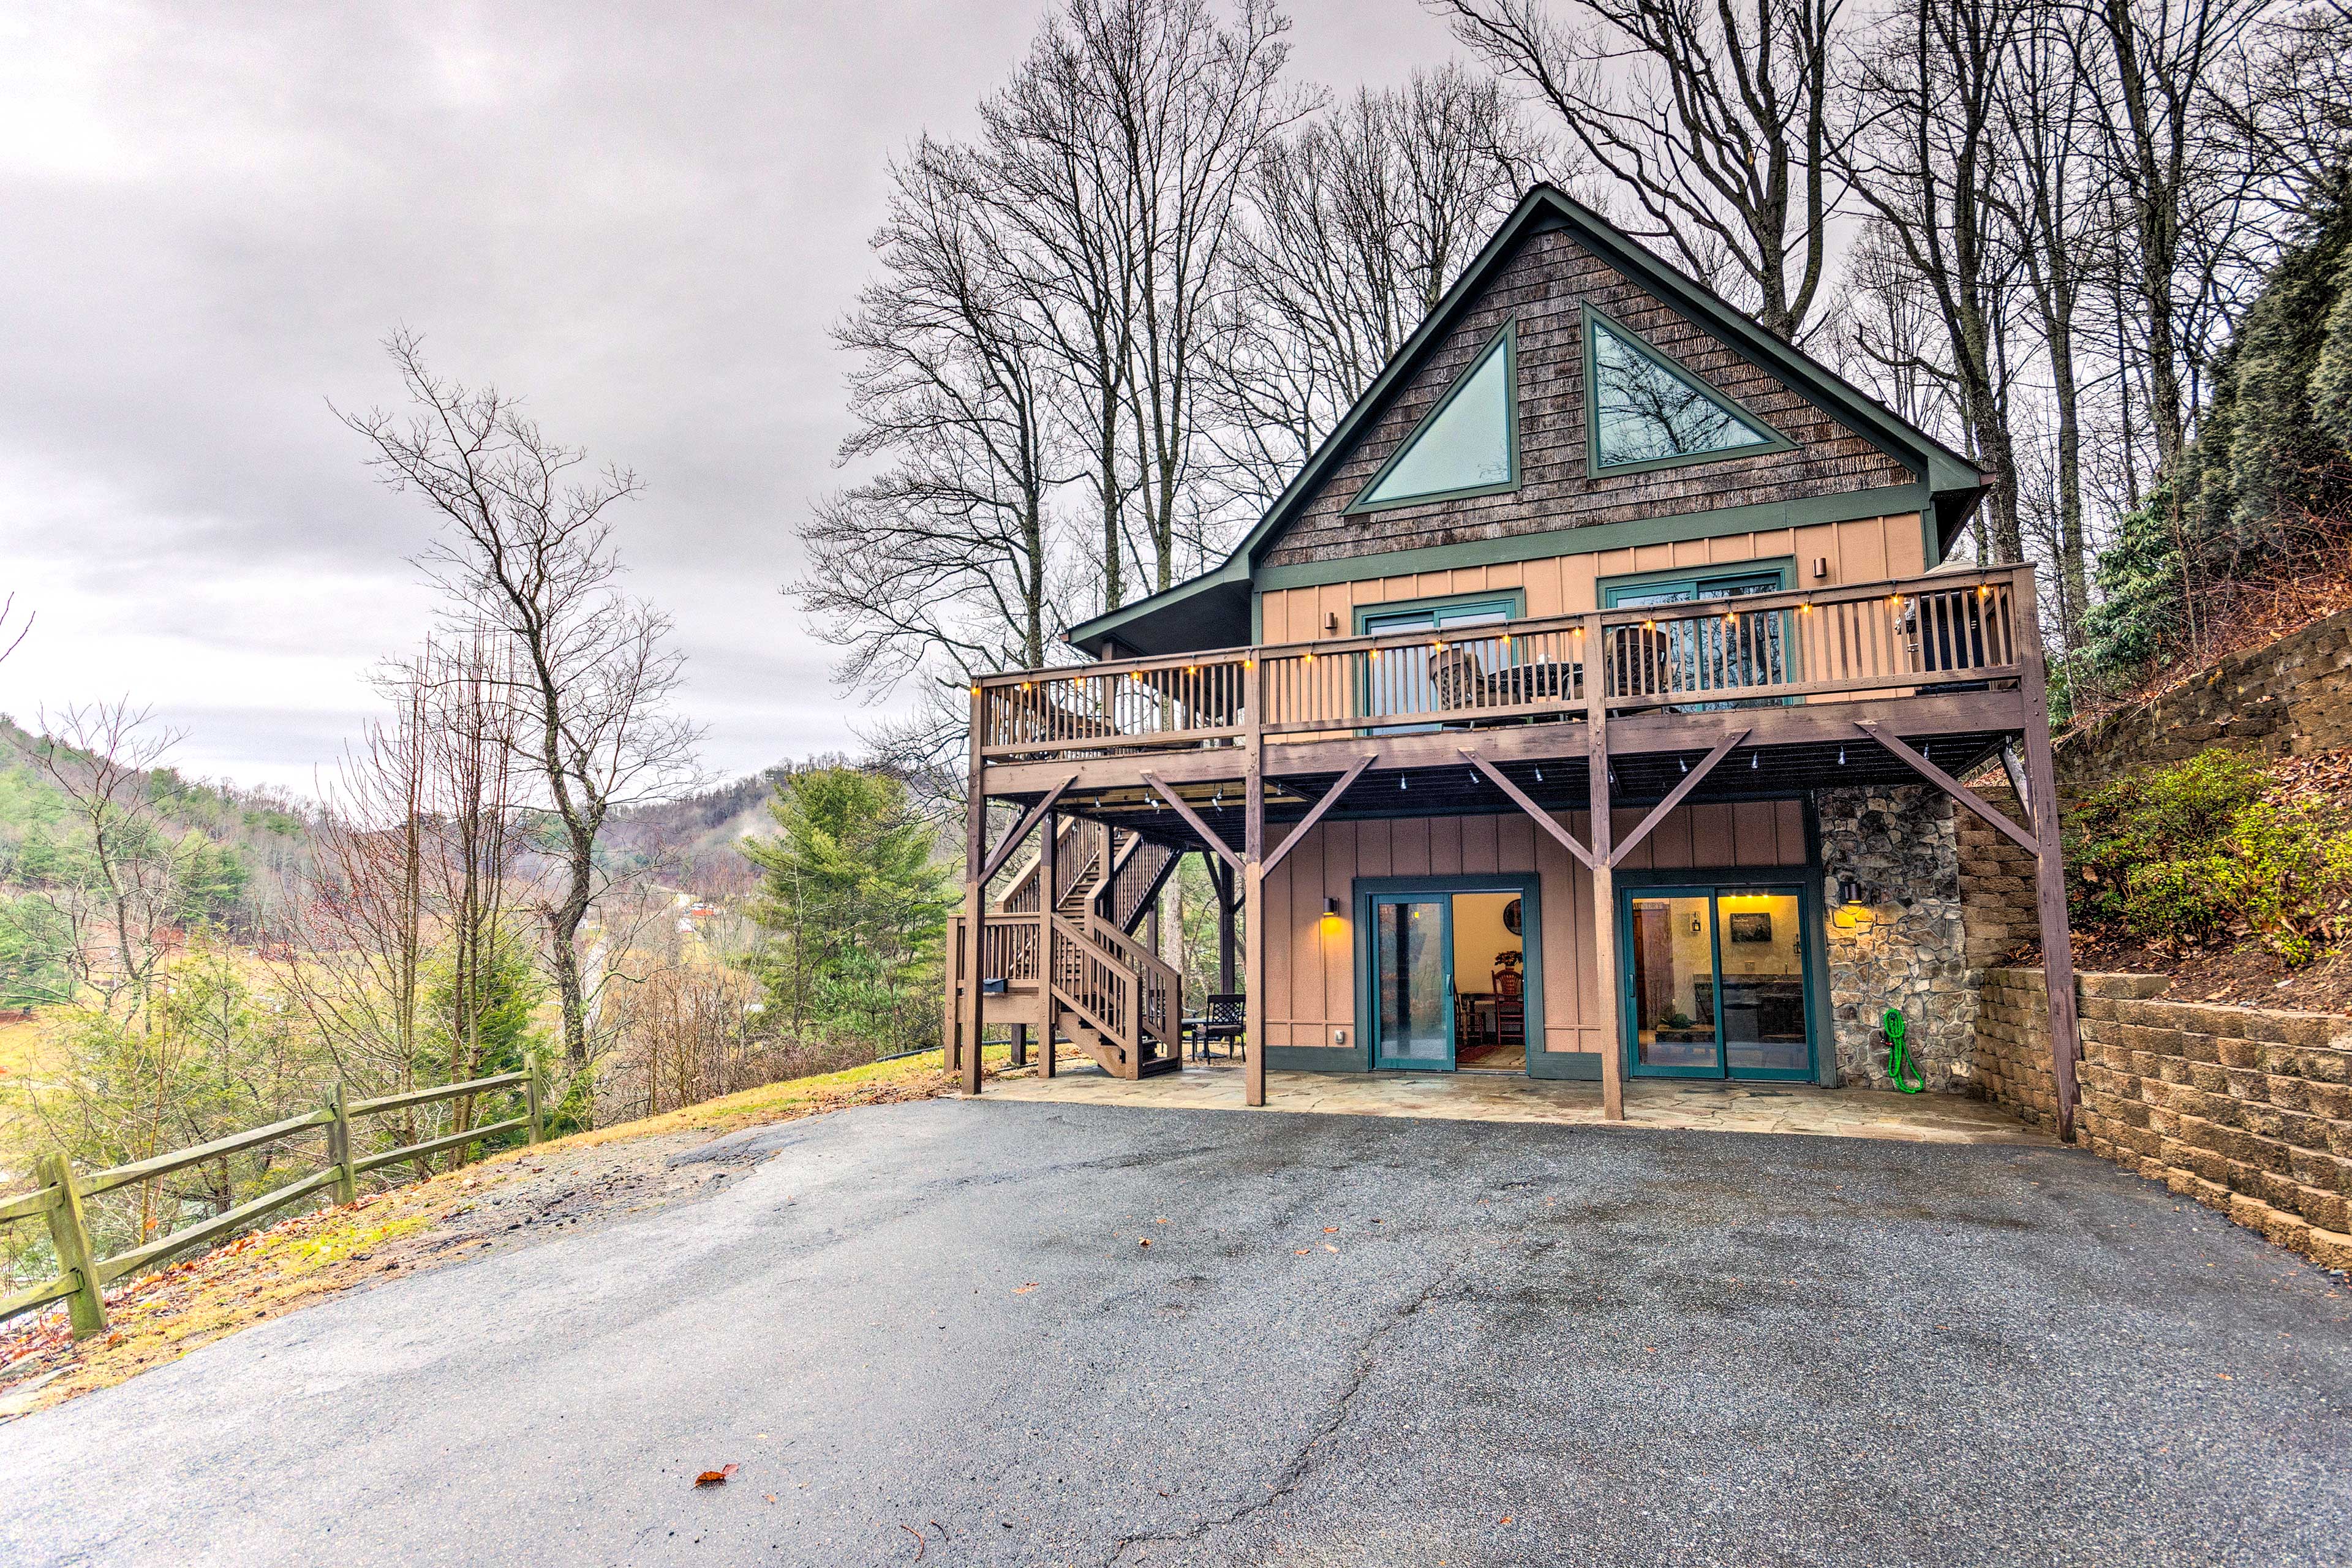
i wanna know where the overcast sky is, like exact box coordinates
[0,0,1468,796]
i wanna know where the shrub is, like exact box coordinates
[2067,751,2352,964]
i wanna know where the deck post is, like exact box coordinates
[2013,568,2082,1140]
[1038,807,1058,1080]
[960,685,987,1095]
[1244,655,1267,1107]
[1585,612,1624,1121]
[1212,856,1237,996]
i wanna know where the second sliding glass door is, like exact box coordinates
[1621,884,1812,1080]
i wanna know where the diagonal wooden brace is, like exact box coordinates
[978,775,1075,887]
[1137,771,1245,872]
[1610,728,1746,868]
[1458,747,1596,870]
[1854,721,2039,855]
[1262,753,1378,875]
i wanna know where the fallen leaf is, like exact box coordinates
[1324,1244,1338,1253]
[695,1464,738,1487]
[1324,1226,1338,1233]
[1137,1238,1151,1248]
[1013,1283,1039,1294]
[1295,1248,1311,1256]
[1499,1516,1513,1525]
[764,1494,777,1504]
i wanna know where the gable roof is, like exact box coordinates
[1070,183,1988,658]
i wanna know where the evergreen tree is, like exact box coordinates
[741,767,954,1055]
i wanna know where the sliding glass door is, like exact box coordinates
[1371,895,1453,1070]
[1620,883,1813,1080]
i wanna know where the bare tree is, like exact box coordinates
[338,333,699,1080]
[32,702,192,1020]
[1204,65,1552,510]
[984,0,1309,606]
[2086,0,2269,473]
[0,592,30,666]
[1842,0,2030,560]
[799,134,1072,773]
[1998,4,2109,644]
[1438,0,1850,342]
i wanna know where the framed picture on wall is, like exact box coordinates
[1502,897,1522,935]
[1728,911,1773,944]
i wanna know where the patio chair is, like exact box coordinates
[1202,992,1245,1061]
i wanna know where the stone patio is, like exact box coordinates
[983,1061,2054,1145]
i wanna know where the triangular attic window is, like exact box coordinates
[1349,323,1517,511]
[1586,312,1785,472]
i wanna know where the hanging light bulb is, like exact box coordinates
[1750,753,1760,770]
[1400,775,1408,791]
[1534,766,1544,783]
[1838,745,1846,766]
[1679,757,1688,774]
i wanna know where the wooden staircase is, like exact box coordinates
[949,821,1184,1079]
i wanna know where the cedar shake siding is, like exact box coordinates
[1259,223,1913,570]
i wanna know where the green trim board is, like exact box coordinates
[1346,319,1521,514]
[1580,304,1795,477]
[1250,484,1928,594]
[1348,873,1545,1077]
[1613,864,1826,1084]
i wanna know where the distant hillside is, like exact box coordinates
[602,770,783,901]
[0,714,312,938]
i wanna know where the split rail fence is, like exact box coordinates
[0,1069,540,1340]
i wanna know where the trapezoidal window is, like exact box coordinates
[1348,322,1517,513]
[1584,309,1789,475]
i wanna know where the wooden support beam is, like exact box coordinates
[1137,771,1245,872]
[1210,855,1237,996]
[1609,729,1747,868]
[1243,659,1267,1108]
[1038,809,1058,1080]
[1262,753,1377,874]
[1853,721,2040,856]
[2012,574,2082,1139]
[960,688,987,1096]
[1584,613,1624,1121]
[1458,747,1596,870]
[978,775,1075,888]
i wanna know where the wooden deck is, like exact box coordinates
[947,562,2086,1140]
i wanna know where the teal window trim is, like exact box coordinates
[1597,558,1793,608]
[1353,591,1524,734]
[1581,303,1796,478]
[1351,588,1526,636]
[1344,318,1521,515]
[1598,560,1800,705]
[1613,868,1820,1084]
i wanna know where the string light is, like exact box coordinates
[1750,753,1760,770]
[1400,775,1409,791]
[1533,766,1544,783]
[1838,745,1846,766]
[1678,758,1687,774]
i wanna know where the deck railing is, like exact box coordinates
[976,566,2024,761]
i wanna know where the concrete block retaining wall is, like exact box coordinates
[1975,967,2352,1272]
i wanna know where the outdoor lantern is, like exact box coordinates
[1834,878,1878,930]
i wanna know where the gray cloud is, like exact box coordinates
[0,0,1463,791]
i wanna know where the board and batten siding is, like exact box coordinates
[1261,800,1807,1056]
[1256,513,1924,643]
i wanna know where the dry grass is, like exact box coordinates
[0,1044,1016,1420]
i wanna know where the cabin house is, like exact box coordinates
[946,186,2083,1137]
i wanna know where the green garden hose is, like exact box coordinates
[1882,1007,1924,1093]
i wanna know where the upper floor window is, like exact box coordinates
[1348,321,1518,513]
[1584,308,1791,475]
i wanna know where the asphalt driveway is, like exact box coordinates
[2,1099,2346,1567]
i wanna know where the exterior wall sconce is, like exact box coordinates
[1322,896,1343,924]
[1833,877,1878,930]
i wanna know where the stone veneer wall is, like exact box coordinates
[1975,967,2352,1272]
[1814,785,1976,1090]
